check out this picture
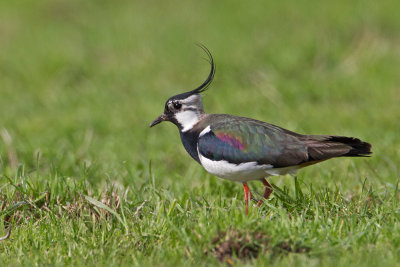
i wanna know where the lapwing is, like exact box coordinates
[150,45,372,214]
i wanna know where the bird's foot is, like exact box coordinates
[243,179,274,214]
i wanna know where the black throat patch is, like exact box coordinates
[179,129,201,164]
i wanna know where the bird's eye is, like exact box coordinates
[173,102,182,109]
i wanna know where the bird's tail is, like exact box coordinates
[301,135,372,162]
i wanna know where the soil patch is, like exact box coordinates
[210,230,309,263]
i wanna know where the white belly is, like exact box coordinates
[198,153,299,182]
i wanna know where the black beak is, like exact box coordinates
[150,114,167,127]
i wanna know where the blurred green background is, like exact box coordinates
[0,0,400,264]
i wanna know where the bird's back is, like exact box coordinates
[193,114,371,177]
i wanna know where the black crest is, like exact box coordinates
[169,44,216,101]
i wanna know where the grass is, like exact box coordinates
[1,0,400,265]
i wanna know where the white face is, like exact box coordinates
[167,95,204,132]
[175,109,200,132]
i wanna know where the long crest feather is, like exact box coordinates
[189,44,216,95]
[166,44,216,102]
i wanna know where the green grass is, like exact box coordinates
[1,0,400,265]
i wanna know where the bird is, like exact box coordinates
[150,45,372,214]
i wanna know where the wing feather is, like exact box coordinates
[198,118,309,167]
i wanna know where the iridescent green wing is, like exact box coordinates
[198,116,309,167]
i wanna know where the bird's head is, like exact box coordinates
[150,45,215,132]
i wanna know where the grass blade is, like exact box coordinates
[84,195,129,234]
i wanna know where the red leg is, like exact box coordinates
[243,182,251,215]
[262,178,273,199]
[257,178,273,207]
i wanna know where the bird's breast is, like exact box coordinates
[180,131,201,163]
